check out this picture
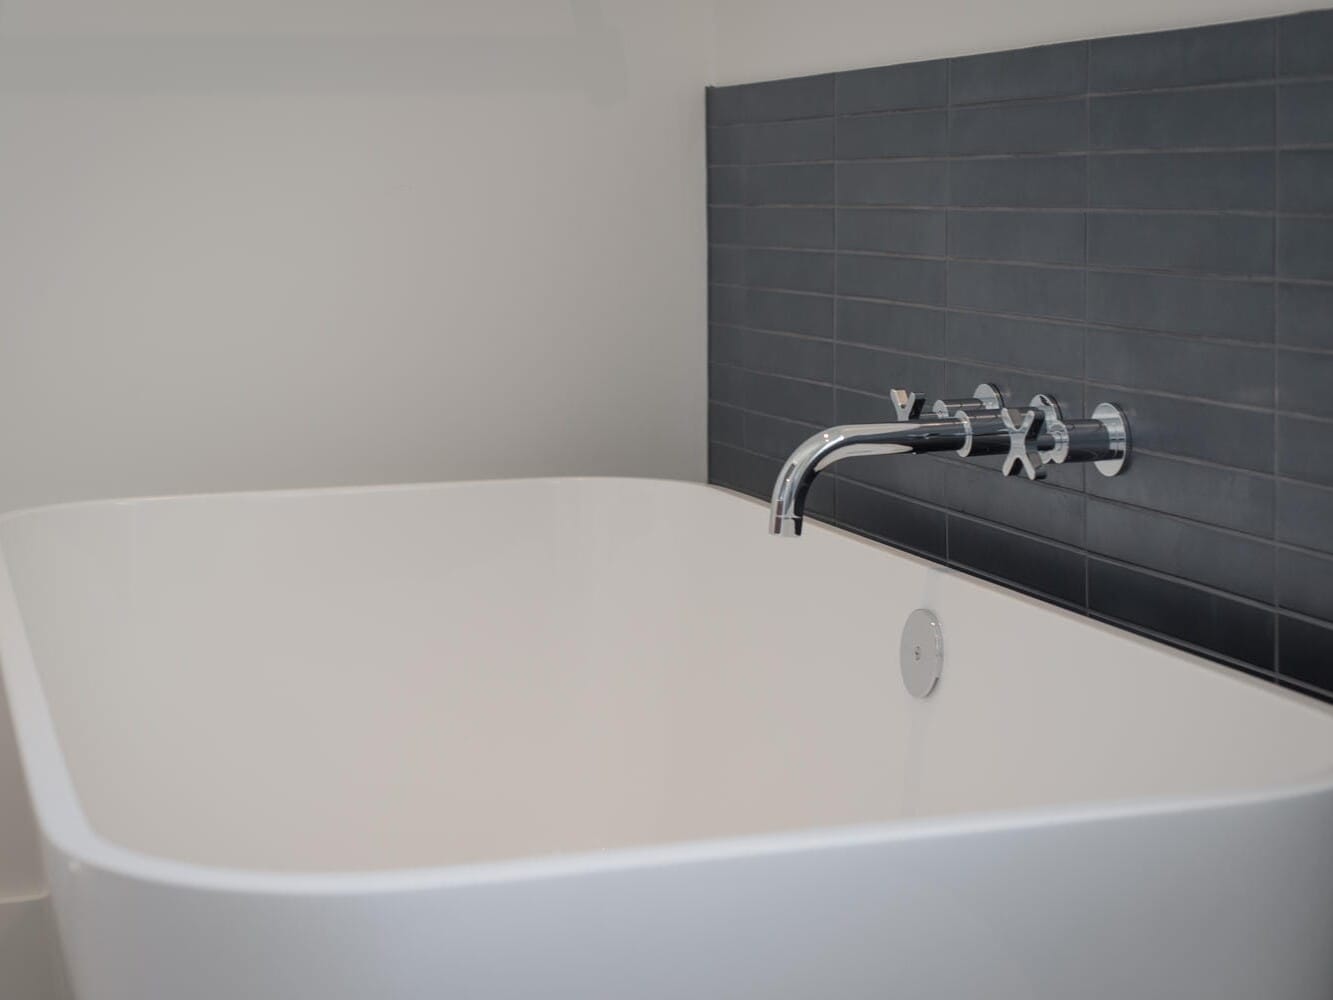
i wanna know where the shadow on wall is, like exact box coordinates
[0,0,627,99]
[0,898,69,1000]
[0,682,42,897]
[0,680,66,999]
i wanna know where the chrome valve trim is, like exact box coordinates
[768,386,1131,535]
[931,382,1004,419]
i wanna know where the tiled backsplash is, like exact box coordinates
[706,11,1333,702]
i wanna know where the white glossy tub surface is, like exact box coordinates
[0,478,1330,999]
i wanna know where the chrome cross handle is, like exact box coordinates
[888,389,925,422]
[1000,394,1131,481]
[1000,404,1047,480]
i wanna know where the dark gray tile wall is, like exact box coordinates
[706,11,1333,703]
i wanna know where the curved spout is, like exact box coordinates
[769,419,968,536]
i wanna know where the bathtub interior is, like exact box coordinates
[0,478,1330,874]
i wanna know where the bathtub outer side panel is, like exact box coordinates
[47,788,1333,1000]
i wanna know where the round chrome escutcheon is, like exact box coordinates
[899,608,943,699]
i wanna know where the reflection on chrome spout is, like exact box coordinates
[769,419,968,536]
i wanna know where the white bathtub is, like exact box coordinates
[0,478,1330,1000]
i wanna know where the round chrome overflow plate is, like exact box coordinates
[899,608,943,699]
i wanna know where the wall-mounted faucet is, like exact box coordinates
[769,385,1129,537]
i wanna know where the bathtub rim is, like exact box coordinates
[0,475,1330,898]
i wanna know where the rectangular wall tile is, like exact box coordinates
[1278,282,1333,350]
[837,208,947,256]
[710,286,833,337]
[708,401,745,448]
[709,245,745,285]
[836,60,948,115]
[709,283,762,326]
[837,453,954,507]
[1278,150,1333,214]
[1086,387,1273,473]
[740,248,836,294]
[1086,328,1274,407]
[707,126,743,166]
[742,411,821,459]
[1278,217,1333,281]
[745,207,835,248]
[1090,151,1274,211]
[837,160,947,205]
[1089,20,1274,91]
[1278,480,1333,555]
[1087,212,1273,276]
[836,298,945,355]
[1277,349,1333,420]
[949,516,1087,607]
[836,479,947,558]
[1277,10,1333,77]
[834,402,953,503]
[746,118,836,162]
[1088,559,1275,669]
[1087,271,1273,341]
[710,442,835,516]
[708,165,745,205]
[709,364,834,425]
[1085,452,1273,536]
[948,210,1086,265]
[950,156,1087,208]
[1086,499,1274,602]
[709,206,745,245]
[946,312,1084,379]
[713,119,835,165]
[718,207,837,248]
[1278,615,1333,693]
[950,42,1087,105]
[709,326,835,380]
[948,260,1085,319]
[837,253,947,304]
[948,463,1085,545]
[1279,81,1333,145]
[950,99,1088,155]
[708,440,768,494]
[835,344,946,397]
[1278,415,1333,488]
[708,283,746,325]
[744,163,835,205]
[1091,87,1273,150]
[743,287,834,336]
[836,110,948,159]
[707,75,835,125]
[1278,547,1333,621]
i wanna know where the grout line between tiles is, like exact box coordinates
[1273,29,1283,675]
[944,59,953,564]
[832,70,841,524]
[1083,45,1093,611]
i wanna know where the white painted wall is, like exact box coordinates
[0,1,710,514]
[712,0,1314,83]
[0,3,711,996]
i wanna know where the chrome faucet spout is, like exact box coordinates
[769,418,968,536]
[768,387,1131,537]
